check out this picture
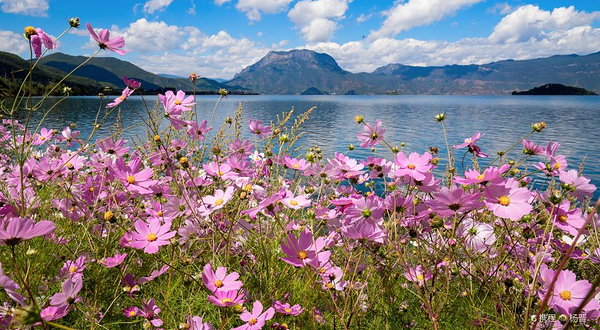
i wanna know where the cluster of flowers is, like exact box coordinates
[0,20,598,329]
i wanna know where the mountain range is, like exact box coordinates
[227,49,600,95]
[2,49,599,96]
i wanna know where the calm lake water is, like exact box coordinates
[12,95,600,199]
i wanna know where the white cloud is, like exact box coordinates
[356,13,372,23]
[110,19,187,53]
[214,0,231,5]
[234,0,293,21]
[288,0,350,42]
[0,30,28,55]
[489,5,600,43]
[369,0,484,39]
[142,0,174,14]
[0,0,48,16]
[487,2,513,15]
[308,23,600,74]
[187,1,196,15]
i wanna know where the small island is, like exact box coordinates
[300,87,329,95]
[512,83,597,95]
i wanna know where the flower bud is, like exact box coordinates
[188,72,198,82]
[68,17,80,28]
[531,121,546,132]
[435,113,446,122]
[391,145,399,153]
[218,88,228,97]
[348,144,355,151]
[24,26,36,39]
[354,115,364,124]
[13,305,41,325]
[279,134,289,143]
[225,116,232,124]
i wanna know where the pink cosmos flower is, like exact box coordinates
[357,120,385,148]
[202,263,243,293]
[281,192,311,210]
[0,262,27,305]
[559,169,596,201]
[283,156,310,171]
[394,152,433,181]
[426,186,483,217]
[0,217,55,246]
[41,306,68,321]
[207,289,246,307]
[107,87,134,108]
[328,152,365,180]
[159,90,195,129]
[130,219,176,254]
[248,119,271,138]
[454,165,510,186]
[138,299,163,327]
[186,120,212,140]
[232,300,275,330]
[458,219,496,253]
[534,141,567,176]
[50,277,83,307]
[320,266,347,291]
[404,265,432,286]
[32,128,53,146]
[455,132,488,157]
[98,253,127,268]
[86,23,128,55]
[522,139,545,155]
[110,157,157,195]
[202,186,235,213]
[343,195,384,225]
[548,200,586,236]
[539,269,597,312]
[484,179,532,221]
[281,230,317,267]
[186,315,215,330]
[273,301,303,316]
[123,76,141,89]
[29,27,57,58]
[342,220,386,243]
[60,256,86,282]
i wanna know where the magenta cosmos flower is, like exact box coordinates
[27,27,57,58]
[130,218,176,254]
[50,277,83,307]
[426,185,483,218]
[404,265,432,286]
[455,132,488,157]
[232,300,275,330]
[202,263,243,293]
[357,120,385,148]
[559,169,596,201]
[539,269,597,312]
[280,230,317,268]
[107,87,134,108]
[394,152,433,181]
[86,23,128,55]
[0,217,55,246]
[186,315,214,330]
[484,179,532,221]
[208,289,246,307]
[110,157,157,195]
[273,301,303,316]
[248,119,271,138]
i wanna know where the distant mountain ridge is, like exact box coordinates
[227,49,600,95]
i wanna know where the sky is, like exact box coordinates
[0,0,599,79]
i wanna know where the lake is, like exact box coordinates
[10,94,600,199]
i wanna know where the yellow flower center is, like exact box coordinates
[290,200,298,206]
[407,164,416,170]
[559,290,571,300]
[215,199,224,206]
[465,138,472,143]
[293,164,299,168]
[126,175,136,184]
[147,233,157,242]
[66,162,73,169]
[217,170,224,176]
[104,211,114,221]
[69,206,75,212]
[128,310,137,317]
[284,308,292,313]
[477,174,485,181]
[298,250,307,259]
[554,162,561,170]
[40,136,46,141]
[69,266,78,273]
[417,274,424,282]
[153,135,161,142]
[157,211,163,217]
[221,298,233,304]
[249,318,257,325]
[327,283,334,289]
[175,99,182,105]
[24,26,36,38]
[214,279,223,288]
[498,195,511,206]
[558,215,567,222]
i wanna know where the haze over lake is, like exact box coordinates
[17,94,600,198]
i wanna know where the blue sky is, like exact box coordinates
[0,0,599,79]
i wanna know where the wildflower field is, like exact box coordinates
[0,19,599,330]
